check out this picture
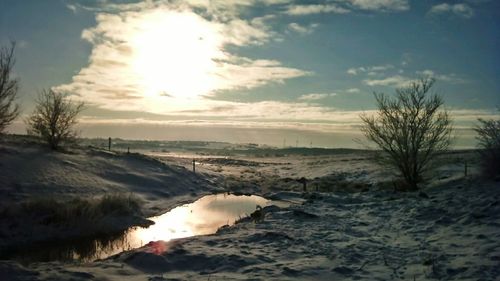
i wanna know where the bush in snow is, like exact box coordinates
[26,89,84,150]
[475,114,500,179]
[360,78,452,191]
[0,42,20,133]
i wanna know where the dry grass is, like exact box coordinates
[1,193,143,227]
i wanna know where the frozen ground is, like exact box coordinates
[1,136,499,280]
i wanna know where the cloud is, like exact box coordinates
[363,69,467,88]
[287,23,319,34]
[298,93,337,101]
[210,56,312,91]
[285,4,350,15]
[77,107,498,133]
[347,68,358,75]
[363,75,412,87]
[77,101,367,126]
[224,18,276,46]
[416,70,467,83]
[346,88,360,93]
[429,3,474,18]
[284,0,409,15]
[56,2,310,115]
[348,0,409,11]
[347,64,394,75]
[66,4,78,13]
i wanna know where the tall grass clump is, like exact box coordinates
[3,194,143,227]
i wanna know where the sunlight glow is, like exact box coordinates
[130,10,224,99]
[132,205,195,244]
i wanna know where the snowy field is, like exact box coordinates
[0,136,499,280]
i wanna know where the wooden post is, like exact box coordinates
[108,137,111,151]
[127,147,130,154]
[192,159,196,173]
[297,177,307,192]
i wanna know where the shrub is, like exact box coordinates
[0,42,20,133]
[26,89,84,150]
[475,115,500,178]
[360,78,452,190]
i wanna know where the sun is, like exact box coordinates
[130,10,224,99]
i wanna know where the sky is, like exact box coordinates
[1,0,499,148]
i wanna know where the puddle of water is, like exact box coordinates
[4,193,283,264]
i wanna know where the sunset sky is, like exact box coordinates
[1,0,498,147]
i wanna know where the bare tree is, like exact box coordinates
[0,42,20,133]
[360,78,453,190]
[26,89,84,150]
[474,110,500,178]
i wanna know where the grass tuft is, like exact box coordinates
[2,193,143,227]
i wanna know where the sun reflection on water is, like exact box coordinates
[130,194,269,249]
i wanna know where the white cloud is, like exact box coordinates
[66,4,77,13]
[288,22,319,34]
[210,56,312,91]
[284,0,409,15]
[347,68,358,75]
[347,64,394,75]
[298,93,337,101]
[77,107,498,132]
[285,4,350,15]
[370,65,394,71]
[224,18,275,46]
[348,0,409,11]
[363,75,412,87]
[416,69,467,83]
[429,3,474,18]
[346,88,360,93]
[55,2,310,115]
[418,69,435,77]
[363,69,467,88]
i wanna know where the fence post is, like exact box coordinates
[192,159,196,173]
[108,137,111,151]
[297,177,307,192]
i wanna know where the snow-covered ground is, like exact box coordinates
[1,136,499,280]
[0,137,221,215]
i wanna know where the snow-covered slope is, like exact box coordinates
[0,139,220,215]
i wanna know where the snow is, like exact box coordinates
[1,137,499,280]
[0,138,221,216]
